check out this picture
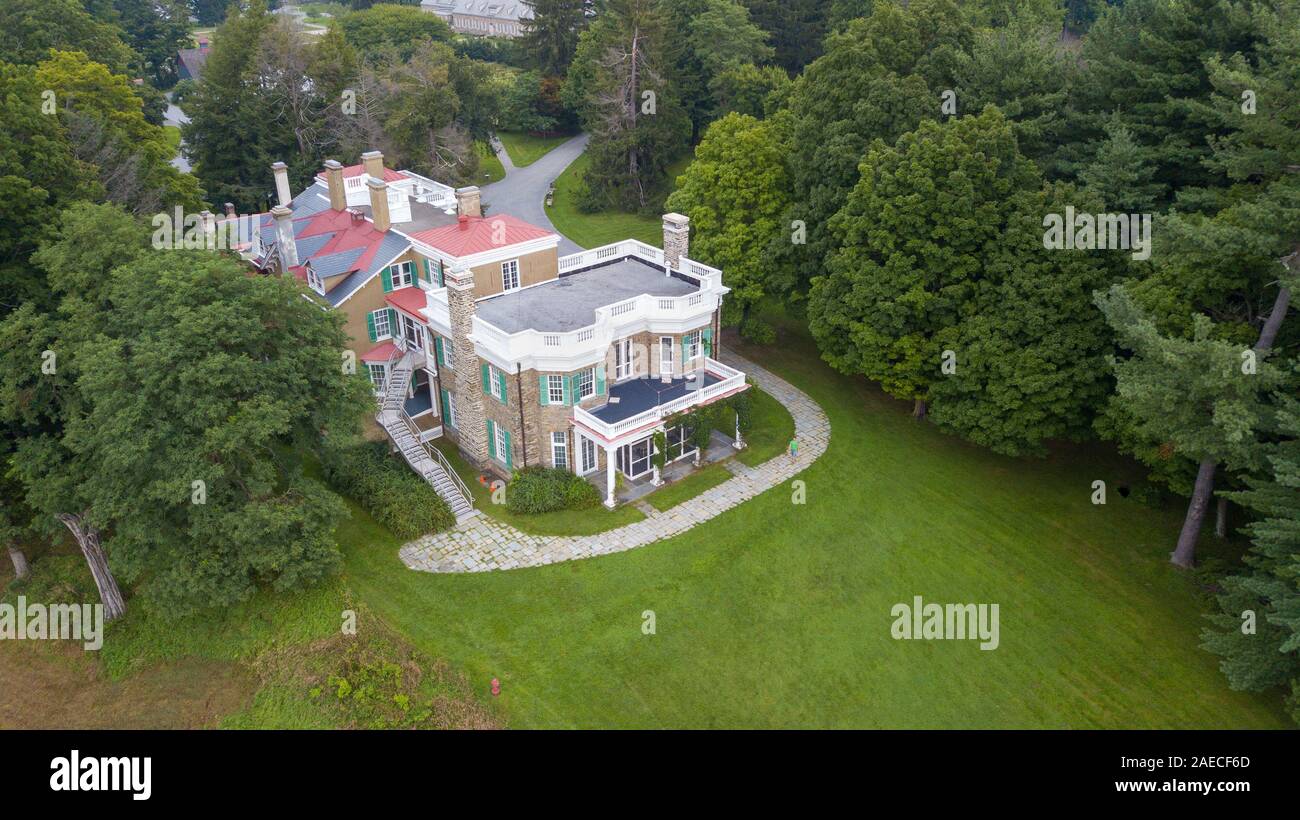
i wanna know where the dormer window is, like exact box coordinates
[392,260,415,288]
[306,265,324,294]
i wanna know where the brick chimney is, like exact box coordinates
[444,260,489,467]
[324,159,346,211]
[361,150,384,180]
[663,213,689,273]
[271,161,292,208]
[455,186,481,218]
[271,205,298,271]
[367,176,390,233]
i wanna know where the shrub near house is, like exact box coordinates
[506,467,600,514]
[322,441,455,538]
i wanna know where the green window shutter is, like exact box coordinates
[436,260,445,287]
[702,328,713,357]
[486,420,496,459]
[595,365,606,396]
[500,375,508,405]
[366,311,377,342]
[539,375,549,406]
[439,388,449,418]
[434,336,444,366]
[386,310,396,337]
[481,363,491,393]
[681,338,689,363]
[420,257,431,283]
[562,375,572,406]
[381,267,393,293]
[503,429,513,469]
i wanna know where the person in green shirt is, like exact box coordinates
[788,437,798,462]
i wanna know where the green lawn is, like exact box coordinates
[732,384,794,467]
[9,311,1288,728]
[546,153,693,249]
[476,142,505,185]
[497,131,572,167]
[645,463,731,511]
[163,125,182,155]
[432,438,644,536]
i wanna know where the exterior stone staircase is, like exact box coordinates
[376,348,476,522]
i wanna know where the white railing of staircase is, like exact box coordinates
[395,407,472,511]
[572,357,747,440]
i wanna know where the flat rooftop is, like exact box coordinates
[588,372,724,424]
[475,257,698,333]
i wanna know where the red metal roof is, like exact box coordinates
[316,164,408,182]
[409,214,554,258]
[360,340,398,362]
[385,286,428,319]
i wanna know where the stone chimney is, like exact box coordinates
[271,161,292,208]
[455,186,481,219]
[445,260,489,467]
[271,205,298,271]
[361,150,384,180]
[324,159,346,211]
[367,176,390,233]
[663,213,689,273]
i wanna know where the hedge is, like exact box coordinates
[506,466,600,514]
[321,440,455,538]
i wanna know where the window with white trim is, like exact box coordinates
[490,365,507,402]
[367,363,387,392]
[372,309,392,339]
[307,266,323,294]
[683,331,702,361]
[494,422,509,464]
[660,336,673,372]
[547,375,564,404]
[392,260,415,288]
[443,391,457,428]
[501,259,520,292]
[551,431,568,469]
[576,367,594,400]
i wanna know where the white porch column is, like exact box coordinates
[733,410,744,450]
[604,444,617,508]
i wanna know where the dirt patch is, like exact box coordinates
[0,639,257,729]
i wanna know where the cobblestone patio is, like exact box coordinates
[398,351,830,573]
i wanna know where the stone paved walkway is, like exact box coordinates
[399,351,830,573]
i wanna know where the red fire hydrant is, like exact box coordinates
[490,678,501,697]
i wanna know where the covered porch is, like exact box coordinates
[572,358,748,508]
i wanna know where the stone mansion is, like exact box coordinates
[235,151,748,519]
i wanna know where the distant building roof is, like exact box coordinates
[420,0,533,21]
[176,39,210,80]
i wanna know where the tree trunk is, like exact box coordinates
[912,398,928,420]
[56,513,126,621]
[1172,458,1217,568]
[1255,283,1291,352]
[1215,496,1228,539]
[8,546,28,580]
[1170,271,1291,565]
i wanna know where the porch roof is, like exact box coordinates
[587,372,725,426]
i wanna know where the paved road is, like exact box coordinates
[480,133,588,254]
[164,98,191,173]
